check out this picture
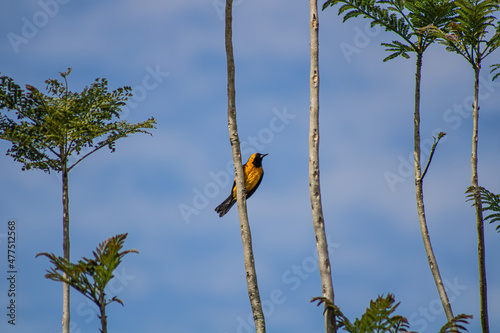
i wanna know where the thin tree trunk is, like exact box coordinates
[224,1,265,332]
[99,296,107,333]
[471,64,489,333]
[61,157,70,333]
[308,2,335,332]
[413,52,455,324]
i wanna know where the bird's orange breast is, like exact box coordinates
[232,163,263,198]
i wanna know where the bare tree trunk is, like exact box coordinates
[413,52,455,325]
[308,2,335,333]
[99,295,107,333]
[225,1,265,332]
[61,157,70,333]
[471,65,489,333]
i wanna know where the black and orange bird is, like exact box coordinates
[215,153,268,217]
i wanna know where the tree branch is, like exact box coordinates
[420,131,446,181]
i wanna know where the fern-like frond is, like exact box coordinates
[353,294,410,332]
[438,313,473,333]
[466,186,500,232]
[311,296,351,330]
[311,294,411,332]
[324,0,461,61]
[453,0,499,47]
[323,0,413,42]
[491,63,500,81]
[406,0,458,30]
[480,187,500,232]
[382,40,413,61]
[484,22,500,57]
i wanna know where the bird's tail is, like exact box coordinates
[215,194,236,217]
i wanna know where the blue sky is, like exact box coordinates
[1,1,500,332]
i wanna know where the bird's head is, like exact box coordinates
[250,153,268,167]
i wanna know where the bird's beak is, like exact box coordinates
[261,153,268,158]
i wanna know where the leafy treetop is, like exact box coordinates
[323,0,457,61]
[0,68,156,172]
[422,0,500,67]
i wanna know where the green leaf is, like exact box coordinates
[438,313,473,333]
[311,296,352,330]
[430,0,500,63]
[351,294,410,332]
[311,294,410,332]
[491,63,500,81]
[467,186,500,232]
[36,234,138,325]
[323,0,460,59]
[381,40,413,61]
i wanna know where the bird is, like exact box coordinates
[215,153,268,217]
